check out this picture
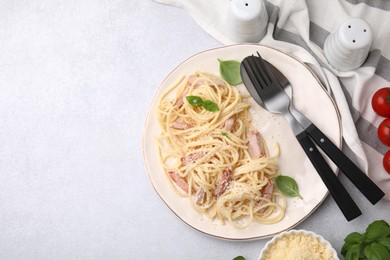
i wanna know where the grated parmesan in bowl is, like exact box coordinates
[258,229,339,260]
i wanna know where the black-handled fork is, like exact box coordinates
[264,60,385,205]
[240,53,362,221]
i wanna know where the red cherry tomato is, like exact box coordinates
[378,118,390,146]
[383,150,390,174]
[372,87,390,117]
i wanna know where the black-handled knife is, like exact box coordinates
[264,60,385,205]
[306,124,384,204]
[297,131,362,221]
[241,54,362,221]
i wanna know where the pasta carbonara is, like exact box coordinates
[157,71,286,228]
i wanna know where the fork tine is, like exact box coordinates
[251,52,271,85]
[248,56,267,89]
[256,52,279,85]
[243,56,266,90]
[250,56,270,88]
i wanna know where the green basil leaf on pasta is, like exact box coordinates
[202,100,220,112]
[221,131,231,140]
[218,59,242,85]
[232,256,245,260]
[186,96,204,107]
[275,175,302,199]
[186,96,219,112]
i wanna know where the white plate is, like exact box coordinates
[142,44,341,240]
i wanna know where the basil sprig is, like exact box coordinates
[275,175,303,199]
[218,59,242,85]
[342,220,390,260]
[232,256,245,260]
[186,96,220,112]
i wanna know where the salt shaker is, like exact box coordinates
[324,17,373,71]
[225,0,268,43]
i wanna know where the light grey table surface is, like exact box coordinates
[0,1,389,259]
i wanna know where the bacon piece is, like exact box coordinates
[181,151,207,165]
[247,130,266,159]
[169,121,193,130]
[213,166,233,197]
[175,76,199,107]
[257,181,274,213]
[195,188,205,205]
[211,77,227,86]
[186,75,199,86]
[168,171,188,193]
[175,85,190,107]
[223,115,236,131]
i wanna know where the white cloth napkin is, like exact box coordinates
[155,0,390,200]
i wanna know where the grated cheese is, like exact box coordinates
[263,232,335,260]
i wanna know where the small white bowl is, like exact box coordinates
[258,229,339,260]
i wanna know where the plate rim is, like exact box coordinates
[142,43,342,241]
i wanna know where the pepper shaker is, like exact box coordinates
[324,17,373,71]
[225,0,268,43]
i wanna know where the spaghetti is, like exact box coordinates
[157,71,286,228]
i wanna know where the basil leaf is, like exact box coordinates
[202,100,220,112]
[345,244,361,260]
[275,175,303,199]
[379,237,390,251]
[365,220,390,243]
[186,96,204,107]
[232,256,245,260]
[218,59,242,85]
[186,96,219,112]
[364,243,390,260]
[368,220,390,229]
[342,232,364,256]
[345,232,364,244]
[221,131,231,140]
[341,241,354,257]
